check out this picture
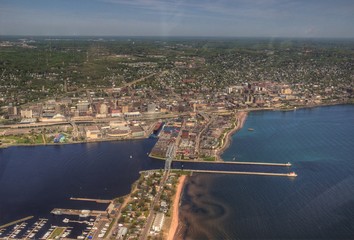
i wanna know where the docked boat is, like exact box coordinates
[52,210,62,215]
[288,172,297,177]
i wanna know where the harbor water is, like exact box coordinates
[1,105,354,239]
[0,139,163,238]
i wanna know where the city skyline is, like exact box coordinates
[1,0,354,38]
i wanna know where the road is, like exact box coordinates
[195,112,213,156]
[139,170,169,240]
[139,119,184,239]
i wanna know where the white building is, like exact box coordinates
[20,109,33,118]
[124,112,141,119]
[152,213,165,232]
[100,103,108,114]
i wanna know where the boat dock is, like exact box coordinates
[22,218,47,239]
[70,197,111,204]
[51,208,107,217]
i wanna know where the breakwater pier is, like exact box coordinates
[186,169,297,177]
[173,160,292,167]
[140,169,297,177]
[70,197,111,204]
[0,216,33,229]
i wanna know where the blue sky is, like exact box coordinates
[0,0,353,37]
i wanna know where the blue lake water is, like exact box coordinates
[0,139,162,226]
[0,137,285,232]
[1,105,354,239]
[180,105,354,239]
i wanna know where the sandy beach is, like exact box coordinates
[216,111,248,161]
[167,175,187,240]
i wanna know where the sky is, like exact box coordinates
[0,0,354,38]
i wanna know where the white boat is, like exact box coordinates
[52,210,62,215]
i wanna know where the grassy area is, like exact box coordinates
[171,170,192,175]
[103,219,115,238]
[203,156,216,161]
[0,134,45,145]
[48,227,66,239]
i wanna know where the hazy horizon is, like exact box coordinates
[1,0,354,38]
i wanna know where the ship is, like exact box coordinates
[248,128,254,131]
[288,172,297,177]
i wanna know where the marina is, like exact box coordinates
[0,218,48,239]
[21,218,48,239]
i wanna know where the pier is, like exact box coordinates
[22,218,47,239]
[149,155,292,167]
[70,197,111,204]
[140,169,297,177]
[174,160,292,167]
[51,208,107,217]
[0,216,33,229]
[222,161,291,167]
[186,169,297,177]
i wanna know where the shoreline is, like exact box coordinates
[0,135,149,149]
[1,103,351,150]
[215,111,248,161]
[167,175,187,240]
[215,102,353,161]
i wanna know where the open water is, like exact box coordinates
[0,140,162,225]
[1,105,354,239]
[180,105,354,239]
